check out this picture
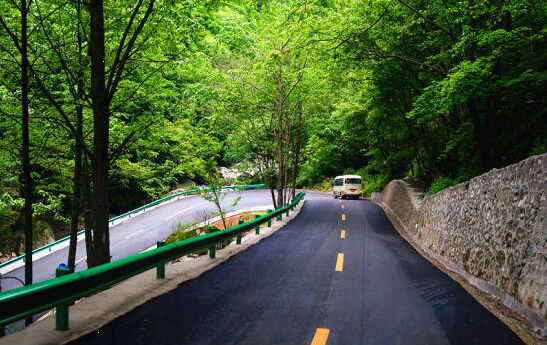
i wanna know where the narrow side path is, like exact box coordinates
[69,197,523,345]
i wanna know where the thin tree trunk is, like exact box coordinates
[21,0,33,326]
[270,184,277,210]
[276,61,284,207]
[67,108,82,271]
[285,163,290,204]
[291,102,303,199]
[68,0,85,272]
[88,0,110,267]
[267,157,278,209]
[212,189,227,230]
[82,157,93,262]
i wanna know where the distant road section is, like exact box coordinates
[70,196,523,345]
[1,189,278,292]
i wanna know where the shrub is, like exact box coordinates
[165,228,197,245]
[429,176,457,195]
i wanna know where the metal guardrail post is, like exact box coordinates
[254,214,260,235]
[277,212,282,221]
[236,220,243,244]
[156,241,166,279]
[55,266,70,331]
[267,210,272,227]
[209,226,218,258]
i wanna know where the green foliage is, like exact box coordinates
[165,227,198,245]
[0,193,23,250]
[0,0,544,255]
[290,0,545,191]
[429,176,458,195]
[199,174,241,229]
[32,191,69,225]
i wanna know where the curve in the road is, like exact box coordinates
[1,189,280,292]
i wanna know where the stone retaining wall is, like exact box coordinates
[372,153,546,336]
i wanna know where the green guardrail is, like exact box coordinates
[0,192,304,331]
[0,184,266,271]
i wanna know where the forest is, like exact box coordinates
[0,0,545,276]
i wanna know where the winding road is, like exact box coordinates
[67,194,523,345]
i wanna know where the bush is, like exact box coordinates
[165,221,197,244]
[319,179,332,192]
[429,176,457,195]
[0,193,23,253]
[165,228,198,245]
[362,175,388,197]
[350,167,389,197]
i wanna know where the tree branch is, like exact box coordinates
[395,0,453,38]
[107,0,156,101]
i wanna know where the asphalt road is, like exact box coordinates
[1,189,278,292]
[69,196,523,345]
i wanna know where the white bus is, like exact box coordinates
[332,175,362,199]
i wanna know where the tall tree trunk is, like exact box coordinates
[276,61,284,207]
[82,157,93,262]
[269,185,277,210]
[267,160,278,209]
[68,0,85,272]
[21,0,33,326]
[291,102,303,199]
[283,158,290,205]
[283,115,292,205]
[67,107,82,272]
[88,0,110,267]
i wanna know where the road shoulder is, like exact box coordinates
[371,199,543,345]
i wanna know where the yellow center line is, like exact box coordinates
[75,256,87,264]
[335,253,344,272]
[340,229,346,238]
[310,328,330,345]
[125,229,144,239]
[341,213,346,221]
[164,201,208,220]
[341,204,345,209]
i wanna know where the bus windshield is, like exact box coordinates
[344,178,361,184]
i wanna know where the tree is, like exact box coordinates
[20,1,32,318]
[211,0,314,207]
[0,1,35,323]
[200,175,240,230]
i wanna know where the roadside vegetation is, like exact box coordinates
[0,0,544,279]
[165,211,267,255]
